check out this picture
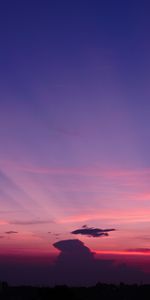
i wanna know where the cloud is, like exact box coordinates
[53,126,80,137]
[10,220,53,225]
[136,235,150,241]
[0,239,149,286]
[52,239,95,285]
[0,210,23,214]
[48,232,61,238]
[0,220,8,225]
[60,210,150,225]
[52,239,148,286]
[71,225,116,237]
[5,161,147,177]
[54,239,93,258]
[127,248,150,253]
[82,224,87,228]
[5,231,18,234]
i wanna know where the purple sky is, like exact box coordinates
[0,0,150,285]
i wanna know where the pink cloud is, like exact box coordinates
[0,220,8,225]
[59,208,150,224]
[129,192,150,201]
[2,159,150,179]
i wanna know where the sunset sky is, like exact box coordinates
[0,0,150,285]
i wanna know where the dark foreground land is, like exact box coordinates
[1,282,150,300]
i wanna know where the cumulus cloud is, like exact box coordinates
[54,239,93,258]
[71,225,116,237]
[52,239,147,286]
[5,231,18,234]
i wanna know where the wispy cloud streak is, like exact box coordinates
[5,231,18,234]
[10,220,53,225]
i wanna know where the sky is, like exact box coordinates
[0,0,150,285]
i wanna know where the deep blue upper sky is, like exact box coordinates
[1,0,150,90]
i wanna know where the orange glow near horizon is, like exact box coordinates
[94,250,150,256]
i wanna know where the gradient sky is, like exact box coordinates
[0,0,150,285]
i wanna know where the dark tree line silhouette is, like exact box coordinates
[1,282,150,300]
